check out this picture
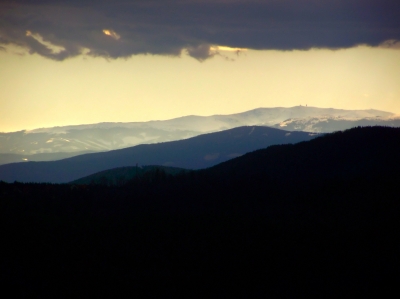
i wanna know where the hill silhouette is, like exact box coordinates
[1,126,399,297]
[71,165,187,186]
[0,126,317,183]
[109,126,399,215]
[210,125,400,182]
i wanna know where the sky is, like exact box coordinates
[1,0,400,132]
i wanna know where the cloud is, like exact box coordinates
[26,30,66,53]
[187,44,215,61]
[103,29,120,40]
[0,0,399,61]
[379,39,400,49]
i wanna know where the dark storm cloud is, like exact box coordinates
[187,44,216,61]
[0,0,399,61]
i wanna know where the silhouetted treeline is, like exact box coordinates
[1,127,399,297]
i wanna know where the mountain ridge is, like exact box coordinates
[0,126,317,183]
[0,106,395,159]
[21,106,394,134]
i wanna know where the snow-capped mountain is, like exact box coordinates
[273,116,400,132]
[0,106,397,165]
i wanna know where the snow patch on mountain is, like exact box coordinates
[1,106,398,155]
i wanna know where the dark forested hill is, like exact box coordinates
[209,125,400,182]
[1,126,399,297]
[71,165,187,185]
[110,126,400,215]
[0,126,316,183]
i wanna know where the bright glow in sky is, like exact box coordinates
[103,29,121,40]
[1,45,399,132]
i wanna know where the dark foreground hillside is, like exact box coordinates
[71,165,188,186]
[1,127,399,297]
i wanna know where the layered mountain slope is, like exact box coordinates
[0,151,93,166]
[110,126,400,215]
[0,106,393,157]
[274,116,400,132]
[2,127,399,297]
[0,126,317,183]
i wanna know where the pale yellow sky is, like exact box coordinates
[1,45,399,132]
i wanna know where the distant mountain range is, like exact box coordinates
[0,126,317,183]
[0,106,397,165]
[0,151,94,166]
[273,116,400,132]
